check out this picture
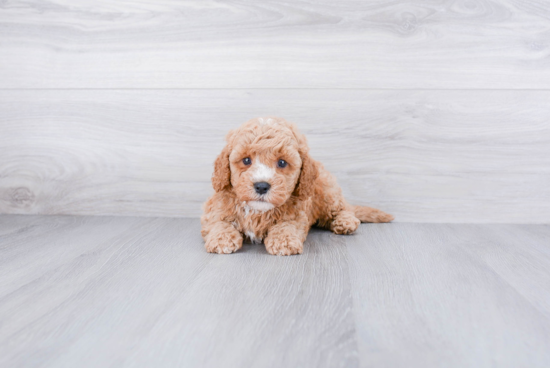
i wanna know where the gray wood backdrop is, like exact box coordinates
[1,0,549,223]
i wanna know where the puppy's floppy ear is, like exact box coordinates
[284,121,318,200]
[211,130,235,192]
[284,121,319,200]
[293,152,318,200]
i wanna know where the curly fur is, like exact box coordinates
[201,117,394,255]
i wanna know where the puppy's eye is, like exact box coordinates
[277,159,287,168]
[242,157,252,165]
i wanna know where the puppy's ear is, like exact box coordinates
[212,144,232,192]
[212,130,236,192]
[293,152,318,200]
[284,121,318,200]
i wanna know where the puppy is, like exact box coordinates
[201,117,393,255]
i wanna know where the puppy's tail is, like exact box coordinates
[353,205,394,223]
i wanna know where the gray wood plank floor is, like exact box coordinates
[1,216,549,367]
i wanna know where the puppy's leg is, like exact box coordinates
[204,221,243,254]
[330,210,361,235]
[329,206,393,235]
[264,220,308,256]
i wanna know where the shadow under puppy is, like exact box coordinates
[201,117,393,256]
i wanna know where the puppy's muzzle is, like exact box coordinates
[254,182,271,195]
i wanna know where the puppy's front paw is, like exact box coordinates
[264,229,303,256]
[330,211,360,235]
[205,228,243,254]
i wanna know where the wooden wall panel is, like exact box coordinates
[1,89,548,222]
[1,0,549,89]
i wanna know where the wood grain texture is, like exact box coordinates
[346,223,550,368]
[1,0,550,88]
[1,215,550,367]
[1,89,549,222]
[0,215,358,368]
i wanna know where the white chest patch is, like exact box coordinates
[246,230,262,244]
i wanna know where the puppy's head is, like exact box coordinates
[212,117,318,212]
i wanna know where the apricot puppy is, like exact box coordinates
[201,117,393,256]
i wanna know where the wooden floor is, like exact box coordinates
[1,215,549,367]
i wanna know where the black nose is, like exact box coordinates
[254,182,271,195]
